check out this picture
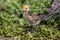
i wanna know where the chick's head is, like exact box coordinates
[23,5,30,12]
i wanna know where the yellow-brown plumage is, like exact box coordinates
[23,5,40,26]
[23,5,41,33]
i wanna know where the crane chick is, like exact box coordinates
[23,5,41,33]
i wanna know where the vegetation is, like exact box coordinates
[0,0,60,40]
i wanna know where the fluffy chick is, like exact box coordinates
[23,5,41,33]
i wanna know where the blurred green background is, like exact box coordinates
[0,0,60,40]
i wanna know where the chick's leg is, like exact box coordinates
[33,24,36,33]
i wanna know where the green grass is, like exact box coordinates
[0,0,60,40]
